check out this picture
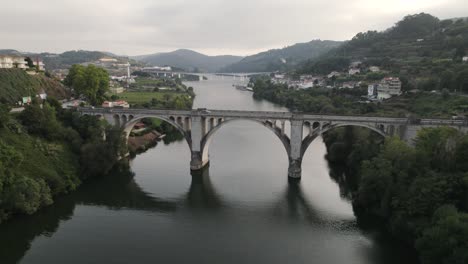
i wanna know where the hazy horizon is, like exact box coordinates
[1,0,467,57]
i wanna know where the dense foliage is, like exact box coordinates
[323,127,468,264]
[64,64,110,105]
[0,99,127,223]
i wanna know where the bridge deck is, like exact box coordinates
[77,107,467,126]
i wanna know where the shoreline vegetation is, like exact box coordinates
[0,99,128,224]
[0,64,194,224]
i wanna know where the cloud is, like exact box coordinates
[0,0,467,56]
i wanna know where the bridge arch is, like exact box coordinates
[300,123,387,158]
[200,118,291,165]
[122,115,192,150]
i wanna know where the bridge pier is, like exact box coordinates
[190,114,209,171]
[288,118,304,179]
[190,151,209,170]
[288,159,302,179]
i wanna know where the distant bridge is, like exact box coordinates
[140,69,269,81]
[77,108,468,179]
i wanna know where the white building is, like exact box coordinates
[0,55,28,69]
[377,77,402,99]
[350,61,362,68]
[33,60,45,71]
[274,74,285,79]
[102,100,130,108]
[463,56,468,62]
[298,81,314,89]
[341,82,357,89]
[369,66,380,72]
[348,68,360,75]
[368,84,378,97]
[327,71,341,78]
[99,57,118,63]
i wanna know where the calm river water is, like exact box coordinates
[0,75,416,264]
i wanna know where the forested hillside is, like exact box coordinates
[222,40,342,72]
[0,69,70,104]
[42,50,130,70]
[299,13,468,92]
[133,49,243,72]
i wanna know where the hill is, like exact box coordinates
[0,49,23,55]
[221,40,342,73]
[298,13,468,91]
[0,50,130,70]
[0,69,70,104]
[41,50,130,70]
[133,49,243,72]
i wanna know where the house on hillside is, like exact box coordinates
[350,61,362,68]
[348,68,360,75]
[369,66,380,72]
[0,55,28,69]
[99,57,118,63]
[368,84,378,98]
[377,77,402,100]
[327,71,341,78]
[102,100,130,108]
[274,74,285,79]
[463,56,468,62]
[341,82,357,89]
[33,60,45,71]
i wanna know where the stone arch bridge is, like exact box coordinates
[77,108,468,179]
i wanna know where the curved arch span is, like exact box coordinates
[300,123,387,158]
[122,115,192,150]
[200,119,291,164]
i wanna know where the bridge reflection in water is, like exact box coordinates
[0,162,364,264]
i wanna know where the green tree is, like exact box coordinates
[455,69,468,93]
[25,57,35,68]
[64,64,110,105]
[440,70,455,91]
[0,104,10,128]
[416,205,468,264]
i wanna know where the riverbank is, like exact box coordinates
[322,126,468,264]
[128,130,163,154]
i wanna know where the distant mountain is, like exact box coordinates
[221,40,342,73]
[0,49,23,55]
[133,49,243,72]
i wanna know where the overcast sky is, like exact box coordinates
[1,0,467,56]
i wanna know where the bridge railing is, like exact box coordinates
[75,107,467,126]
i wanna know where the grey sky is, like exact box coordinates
[1,0,467,56]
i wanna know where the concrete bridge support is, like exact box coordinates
[190,115,209,170]
[288,119,304,179]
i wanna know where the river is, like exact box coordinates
[0,75,416,264]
